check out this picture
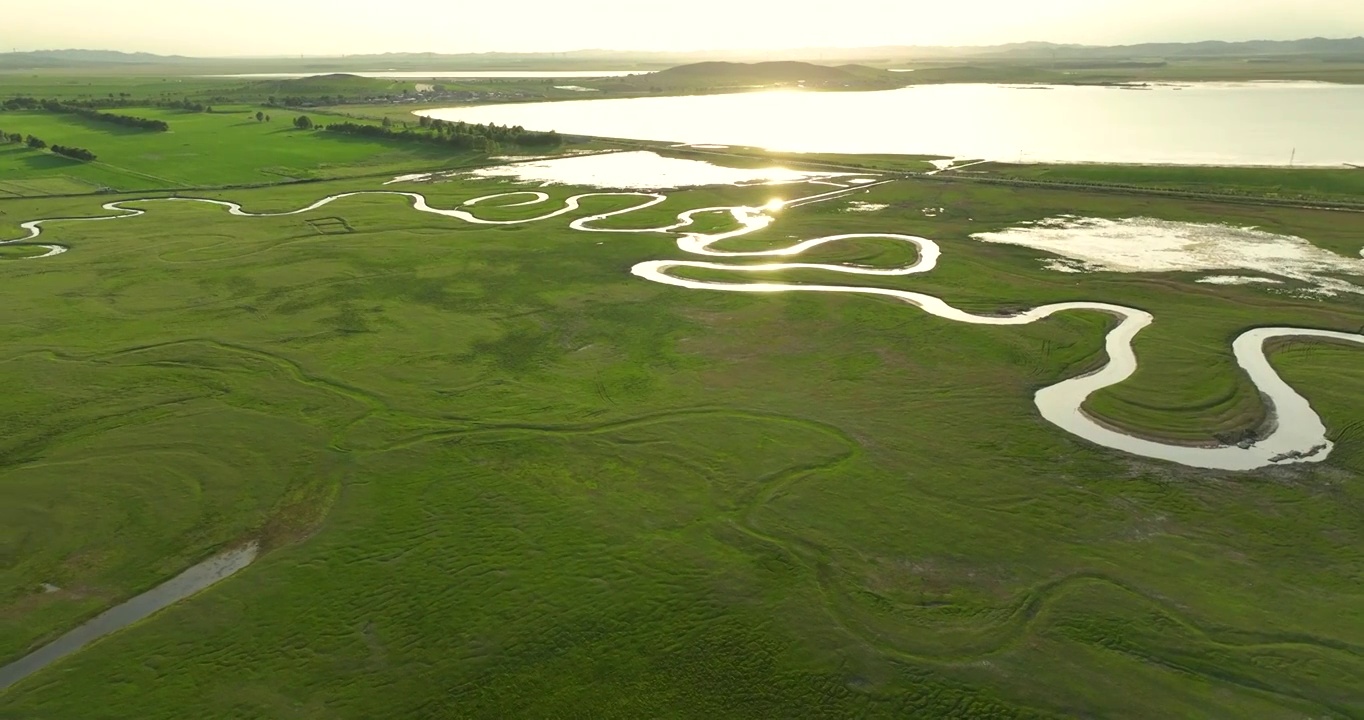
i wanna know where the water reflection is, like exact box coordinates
[421,82,1364,166]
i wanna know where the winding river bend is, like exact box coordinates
[3,182,1362,471]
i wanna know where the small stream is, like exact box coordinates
[0,544,258,692]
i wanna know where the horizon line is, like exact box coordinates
[4,35,1363,61]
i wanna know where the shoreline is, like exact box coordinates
[414,82,1364,170]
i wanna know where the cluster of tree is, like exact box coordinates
[293,115,314,130]
[2,97,170,131]
[0,130,96,160]
[2,96,42,111]
[51,144,96,161]
[1,132,49,149]
[12,97,210,112]
[49,101,169,131]
[4,95,133,110]
[331,116,563,150]
[159,98,210,112]
[269,95,350,108]
[268,94,412,108]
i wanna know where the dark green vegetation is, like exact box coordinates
[47,144,96,162]
[3,97,172,131]
[1,156,1363,717]
[3,126,97,163]
[330,118,561,151]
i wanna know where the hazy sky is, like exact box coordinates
[6,0,1363,56]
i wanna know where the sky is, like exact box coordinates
[4,0,1363,56]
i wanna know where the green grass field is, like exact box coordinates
[0,74,248,100]
[0,107,507,193]
[974,162,1364,204]
[1,160,1363,718]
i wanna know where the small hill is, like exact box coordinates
[647,61,892,87]
[274,73,372,88]
[249,73,412,98]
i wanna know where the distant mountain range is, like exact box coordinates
[2,37,1362,69]
[0,49,191,67]
[975,37,1364,59]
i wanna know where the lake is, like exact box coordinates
[211,70,645,79]
[420,82,1364,166]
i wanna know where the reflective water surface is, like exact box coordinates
[421,82,1364,165]
[463,151,856,189]
[973,216,1364,296]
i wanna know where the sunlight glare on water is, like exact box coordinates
[420,82,1364,166]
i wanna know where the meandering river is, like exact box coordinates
[6,178,1360,472]
[420,82,1364,166]
[5,167,1363,687]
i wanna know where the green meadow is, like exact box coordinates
[0,74,248,100]
[0,161,1362,717]
[975,162,1364,204]
[0,107,493,195]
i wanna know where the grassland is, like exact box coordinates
[0,106,512,195]
[2,62,1364,718]
[0,156,1362,718]
[968,162,1364,203]
[0,74,249,100]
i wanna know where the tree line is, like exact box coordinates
[316,117,560,152]
[270,95,345,109]
[0,129,97,161]
[416,116,561,146]
[3,96,210,113]
[2,97,170,131]
[51,144,97,161]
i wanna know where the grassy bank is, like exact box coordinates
[972,162,1364,204]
